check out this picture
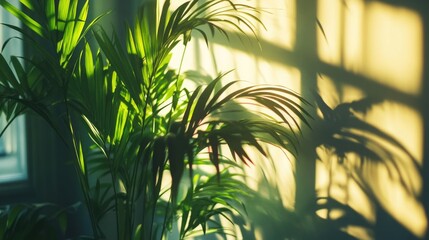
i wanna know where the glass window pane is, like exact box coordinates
[0,116,27,183]
[0,0,27,184]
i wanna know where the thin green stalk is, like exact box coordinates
[137,83,153,240]
[0,107,24,137]
[109,124,131,240]
[129,142,147,238]
[109,157,121,240]
[175,42,188,98]
[127,153,141,238]
[141,166,150,239]
[132,28,171,238]
[119,120,135,240]
[160,195,172,240]
[133,88,152,240]
[61,70,99,237]
[167,42,188,130]
[149,160,167,240]
[154,42,189,240]
[65,102,100,239]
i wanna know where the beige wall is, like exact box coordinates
[168,0,427,239]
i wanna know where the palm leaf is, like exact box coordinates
[0,0,45,36]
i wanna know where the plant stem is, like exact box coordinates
[167,42,188,130]
[65,101,100,239]
[103,140,122,240]
[160,196,172,240]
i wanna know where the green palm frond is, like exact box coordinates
[0,0,103,140]
[0,0,45,37]
[183,77,310,135]
[0,53,70,142]
[1,0,102,67]
[95,0,263,116]
[177,77,310,176]
[178,170,250,239]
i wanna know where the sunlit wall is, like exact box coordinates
[317,0,425,238]
[168,0,427,239]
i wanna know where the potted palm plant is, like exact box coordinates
[0,0,311,239]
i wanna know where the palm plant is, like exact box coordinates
[0,0,310,239]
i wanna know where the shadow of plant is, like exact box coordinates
[293,94,423,239]
[234,94,423,240]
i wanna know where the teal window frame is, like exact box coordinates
[0,0,28,185]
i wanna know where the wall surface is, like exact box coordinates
[167,0,429,239]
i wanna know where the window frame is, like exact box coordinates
[0,0,30,198]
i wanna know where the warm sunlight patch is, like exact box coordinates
[317,0,342,65]
[317,74,364,107]
[257,60,301,89]
[316,72,425,237]
[317,0,423,96]
[364,3,423,95]
[364,101,424,238]
[376,166,427,238]
[343,0,364,72]
[252,0,296,50]
[366,101,423,163]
